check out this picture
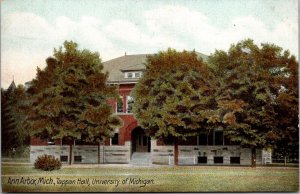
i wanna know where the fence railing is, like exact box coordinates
[269,157,299,166]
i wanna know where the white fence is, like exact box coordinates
[271,158,299,166]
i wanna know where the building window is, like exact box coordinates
[198,156,207,164]
[60,155,68,162]
[198,130,224,146]
[198,134,207,145]
[134,72,142,78]
[116,96,124,113]
[126,96,134,113]
[125,71,143,79]
[215,131,224,145]
[230,157,240,164]
[127,72,133,78]
[74,156,82,163]
[111,133,119,145]
[208,132,213,145]
[214,156,223,164]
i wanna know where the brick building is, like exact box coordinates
[29,53,271,165]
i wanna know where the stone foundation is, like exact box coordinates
[30,141,131,164]
[150,139,264,166]
[30,145,70,164]
[178,145,259,165]
[151,139,174,165]
[101,142,131,164]
[30,140,269,166]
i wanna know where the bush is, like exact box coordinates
[34,154,62,171]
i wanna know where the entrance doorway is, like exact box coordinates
[131,127,150,152]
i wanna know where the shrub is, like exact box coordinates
[34,154,62,171]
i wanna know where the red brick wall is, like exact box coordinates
[30,137,61,146]
[30,137,48,146]
[31,83,137,146]
[108,84,135,113]
[108,83,139,145]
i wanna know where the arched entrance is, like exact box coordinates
[131,127,151,153]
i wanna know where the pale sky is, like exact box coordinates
[1,0,298,88]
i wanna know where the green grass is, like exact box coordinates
[2,158,30,163]
[1,162,299,192]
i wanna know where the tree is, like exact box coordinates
[271,46,298,160]
[132,49,218,165]
[1,85,30,157]
[27,41,122,164]
[209,39,298,167]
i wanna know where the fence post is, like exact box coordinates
[284,156,286,166]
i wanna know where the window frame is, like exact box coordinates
[60,155,68,162]
[230,157,240,164]
[111,133,119,145]
[198,133,208,145]
[127,72,133,78]
[125,71,143,79]
[116,96,124,113]
[214,130,224,145]
[198,156,208,164]
[197,128,224,146]
[214,156,224,164]
[74,156,82,163]
[126,96,134,114]
[134,72,141,78]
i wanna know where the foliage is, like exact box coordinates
[1,85,30,156]
[132,49,218,140]
[27,41,122,144]
[209,39,298,154]
[34,154,61,171]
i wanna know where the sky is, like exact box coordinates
[1,0,298,88]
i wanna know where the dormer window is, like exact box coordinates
[134,72,141,78]
[125,71,142,79]
[127,72,133,78]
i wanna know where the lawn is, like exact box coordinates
[1,162,299,192]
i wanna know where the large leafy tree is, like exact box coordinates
[27,41,122,164]
[132,49,218,165]
[271,46,298,160]
[209,39,298,166]
[1,85,30,156]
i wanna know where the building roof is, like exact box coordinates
[102,52,208,83]
[102,54,148,83]
[7,80,16,93]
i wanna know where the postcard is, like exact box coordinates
[1,0,298,192]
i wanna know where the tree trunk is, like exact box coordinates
[251,147,256,168]
[69,144,73,165]
[174,137,179,166]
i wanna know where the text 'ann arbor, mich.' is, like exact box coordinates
[7,177,155,187]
